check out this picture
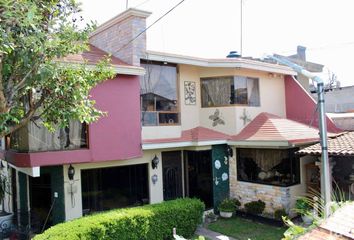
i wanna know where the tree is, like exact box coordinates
[0,0,114,138]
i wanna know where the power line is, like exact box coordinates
[116,0,186,54]
[133,0,152,8]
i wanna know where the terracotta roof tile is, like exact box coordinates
[61,44,129,66]
[298,131,354,156]
[143,126,230,144]
[230,112,329,144]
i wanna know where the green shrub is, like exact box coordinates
[219,198,236,212]
[244,200,266,215]
[274,208,287,220]
[34,198,205,240]
[232,198,241,208]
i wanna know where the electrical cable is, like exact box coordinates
[115,0,186,54]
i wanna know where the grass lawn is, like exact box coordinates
[208,216,286,240]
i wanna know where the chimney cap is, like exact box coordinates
[226,51,241,58]
[90,8,152,37]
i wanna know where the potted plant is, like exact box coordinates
[0,170,13,236]
[295,197,314,225]
[218,198,236,218]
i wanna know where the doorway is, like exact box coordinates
[184,150,213,208]
[29,173,52,233]
[162,151,183,200]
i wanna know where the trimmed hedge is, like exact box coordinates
[34,198,205,240]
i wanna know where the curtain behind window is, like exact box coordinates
[201,77,231,107]
[247,78,260,106]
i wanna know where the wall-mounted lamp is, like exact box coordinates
[151,174,158,185]
[68,164,75,181]
[226,146,233,157]
[151,155,159,169]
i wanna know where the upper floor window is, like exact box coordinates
[140,61,179,126]
[7,120,88,152]
[201,76,260,107]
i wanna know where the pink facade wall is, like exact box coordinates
[89,75,142,162]
[284,75,340,133]
[6,74,142,167]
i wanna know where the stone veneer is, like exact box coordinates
[229,154,292,214]
[90,9,150,66]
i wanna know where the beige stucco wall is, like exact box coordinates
[63,150,164,221]
[142,65,287,139]
[190,67,286,135]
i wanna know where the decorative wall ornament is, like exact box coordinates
[214,177,219,186]
[184,81,196,105]
[240,108,252,126]
[214,160,221,169]
[222,173,228,181]
[209,109,225,127]
[224,156,228,165]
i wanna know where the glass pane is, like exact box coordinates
[237,148,300,187]
[81,164,149,214]
[141,111,158,126]
[233,76,248,104]
[201,77,232,107]
[159,112,179,124]
[247,78,260,106]
[140,63,177,112]
[9,121,87,152]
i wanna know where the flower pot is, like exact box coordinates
[0,212,13,236]
[220,211,233,218]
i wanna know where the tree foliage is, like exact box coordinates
[0,0,114,138]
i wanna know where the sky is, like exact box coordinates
[79,0,354,87]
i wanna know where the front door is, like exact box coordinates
[162,151,183,200]
[184,150,213,208]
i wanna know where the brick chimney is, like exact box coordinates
[89,8,151,66]
[297,45,306,61]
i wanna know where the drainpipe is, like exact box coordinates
[268,55,331,218]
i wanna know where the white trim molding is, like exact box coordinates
[142,140,227,150]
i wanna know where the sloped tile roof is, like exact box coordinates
[61,44,129,66]
[230,112,327,144]
[299,203,354,239]
[298,131,354,156]
[143,126,230,144]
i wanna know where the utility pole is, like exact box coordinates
[126,0,129,9]
[240,0,243,56]
[268,55,332,218]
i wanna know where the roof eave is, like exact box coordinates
[145,51,296,75]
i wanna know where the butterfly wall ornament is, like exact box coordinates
[209,109,225,127]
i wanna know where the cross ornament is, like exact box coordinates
[240,108,251,126]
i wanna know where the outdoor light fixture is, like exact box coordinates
[68,164,75,181]
[151,174,158,185]
[151,155,160,169]
[226,146,234,157]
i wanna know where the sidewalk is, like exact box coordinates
[195,226,237,240]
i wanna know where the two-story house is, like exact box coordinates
[0,8,341,231]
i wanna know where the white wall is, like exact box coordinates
[63,150,164,221]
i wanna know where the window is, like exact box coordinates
[7,120,88,152]
[140,61,179,126]
[237,148,300,187]
[201,76,260,107]
[81,164,149,214]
